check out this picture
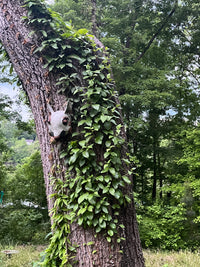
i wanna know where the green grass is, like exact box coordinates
[144,250,200,267]
[0,245,45,267]
[1,245,200,267]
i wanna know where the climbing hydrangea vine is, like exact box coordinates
[24,0,133,266]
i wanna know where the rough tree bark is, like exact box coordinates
[0,0,145,266]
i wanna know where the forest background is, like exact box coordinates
[0,0,200,251]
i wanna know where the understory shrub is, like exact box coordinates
[137,203,188,250]
[0,207,50,244]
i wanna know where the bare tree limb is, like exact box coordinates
[135,2,178,63]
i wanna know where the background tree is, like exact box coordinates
[0,0,144,266]
[0,94,13,192]
[0,149,50,244]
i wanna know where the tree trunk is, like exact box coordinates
[158,151,163,199]
[0,0,144,266]
[152,139,157,200]
[91,0,98,36]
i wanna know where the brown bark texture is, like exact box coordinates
[0,0,145,266]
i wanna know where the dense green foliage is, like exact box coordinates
[51,0,200,250]
[0,119,50,244]
[0,96,12,204]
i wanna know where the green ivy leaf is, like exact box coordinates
[66,63,73,68]
[83,150,89,158]
[95,226,101,233]
[104,121,112,130]
[105,141,111,147]
[108,230,114,237]
[102,206,108,214]
[89,109,98,117]
[104,175,111,183]
[99,73,105,80]
[96,175,104,182]
[125,195,131,203]
[104,151,110,159]
[77,28,88,34]
[114,190,121,199]
[57,63,66,69]
[93,218,98,227]
[89,80,94,87]
[109,188,115,196]
[102,187,109,194]
[78,217,83,226]
[92,104,100,110]
[122,175,131,184]
[110,223,116,230]
[86,118,93,126]
[93,123,101,131]
[69,153,78,164]
[100,114,110,123]
[51,43,58,49]
[78,193,89,204]
[49,64,54,71]
[68,54,83,62]
[95,133,104,144]
[79,158,85,167]
[106,236,111,242]
[79,140,86,147]
[99,220,106,229]
[109,167,116,176]
[88,205,94,212]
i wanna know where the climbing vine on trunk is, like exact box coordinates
[23,0,134,265]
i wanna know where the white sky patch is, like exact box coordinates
[45,0,54,4]
[0,83,31,121]
[0,83,17,99]
[0,0,54,120]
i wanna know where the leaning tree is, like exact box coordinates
[0,0,144,266]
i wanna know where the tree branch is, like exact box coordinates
[135,3,178,63]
